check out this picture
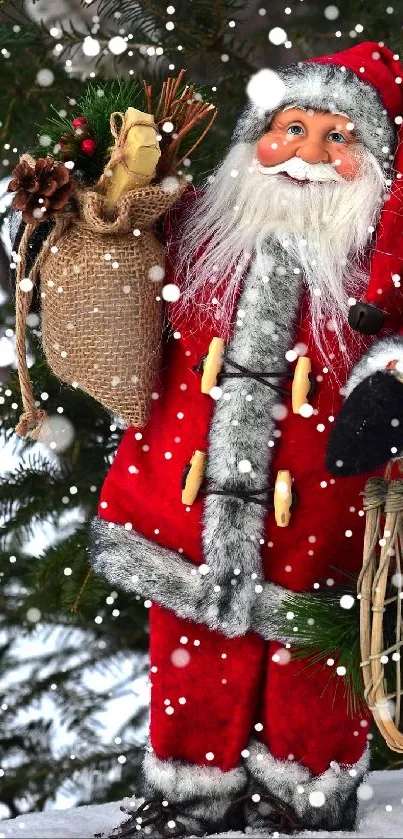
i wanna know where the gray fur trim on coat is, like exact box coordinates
[199,242,304,634]
[88,515,292,640]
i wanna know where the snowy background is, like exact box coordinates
[1,770,403,838]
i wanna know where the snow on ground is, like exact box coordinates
[1,770,403,838]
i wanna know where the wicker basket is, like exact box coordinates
[359,467,403,750]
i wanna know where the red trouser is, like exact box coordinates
[149,604,370,777]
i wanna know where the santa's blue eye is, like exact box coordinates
[287,124,305,135]
[328,131,346,143]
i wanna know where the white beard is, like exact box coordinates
[175,141,387,367]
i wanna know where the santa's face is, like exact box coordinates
[256,107,360,181]
[178,103,387,368]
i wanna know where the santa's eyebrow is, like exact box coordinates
[281,104,351,120]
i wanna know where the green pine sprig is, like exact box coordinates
[35,79,148,185]
[274,585,363,714]
[274,581,403,719]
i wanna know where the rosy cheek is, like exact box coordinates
[256,133,287,166]
[331,149,361,180]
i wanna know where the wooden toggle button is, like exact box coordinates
[274,469,293,527]
[201,337,226,394]
[292,356,312,414]
[181,450,206,505]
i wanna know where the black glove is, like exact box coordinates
[326,370,403,476]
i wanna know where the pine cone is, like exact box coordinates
[8,156,74,224]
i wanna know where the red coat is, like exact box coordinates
[89,188,401,777]
[93,189,392,610]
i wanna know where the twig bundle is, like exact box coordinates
[143,69,217,178]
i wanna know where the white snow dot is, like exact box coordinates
[238,459,252,473]
[19,278,33,293]
[272,403,288,421]
[161,175,180,193]
[337,666,347,676]
[268,26,287,45]
[285,349,297,362]
[108,36,127,55]
[324,4,339,19]
[171,648,191,667]
[299,403,314,418]
[162,283,180,302]
[309,791,326,808]
[39,134,52,147]
[358,783,374,801]
[340,594,355,609]
[83,36,101,56]
[36,68,55,87]
[209,386,223,400]
[206,752,214,761]
[246,68,286,111]
[345,529,353,538]
[148,265,165,283]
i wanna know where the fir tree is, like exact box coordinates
[0,0,402,819]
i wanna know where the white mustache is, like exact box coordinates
[256,156,344,182]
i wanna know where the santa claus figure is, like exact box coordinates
[90,42,403,836]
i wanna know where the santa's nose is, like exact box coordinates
[294,142,330,164]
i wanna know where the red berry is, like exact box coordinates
[72,116,88,129]
[81,138,96,155]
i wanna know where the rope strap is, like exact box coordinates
[14,214,74,440]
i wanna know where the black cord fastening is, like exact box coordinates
[193,352,316,400]
[218,355,293,396]
[200,486,269,506]
[192,355,207,373]
[200,484,299,510]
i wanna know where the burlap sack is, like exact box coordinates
[38,178,186,427]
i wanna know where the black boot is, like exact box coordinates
[221,790,302,835]
[105,796,210,838]
[243,740,366,833]
[95,750,249,839]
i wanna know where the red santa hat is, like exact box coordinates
[239,42,403,334]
